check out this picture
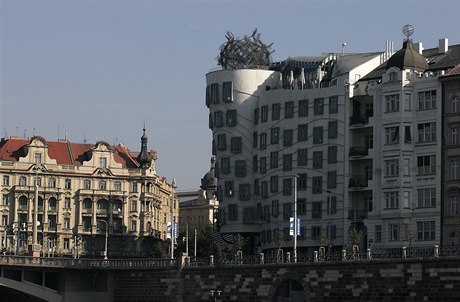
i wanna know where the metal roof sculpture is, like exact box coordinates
[217,29,274,69]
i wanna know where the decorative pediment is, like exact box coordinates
[27,164,50,173]
[93,168,114,176]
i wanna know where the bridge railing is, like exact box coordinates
[0,256,178,270]
[184,245,460,267]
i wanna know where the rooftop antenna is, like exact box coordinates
[402,24,414,42]
[83,131,88,144]
[23,128,27,139]
[342,42,347,55]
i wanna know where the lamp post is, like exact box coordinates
[170,179,176,260]
[293,175,298,263]
[97,219,108,260]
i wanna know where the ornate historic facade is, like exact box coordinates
[0,129,176,257]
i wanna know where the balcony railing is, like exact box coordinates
[349,176,369,188]
[349,146,369,157]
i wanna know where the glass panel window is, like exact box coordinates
[298,99,308,117]
[222,81,232,102]
[217,134,227,151]
[253,131,258,149]
[34,153,42,164]
[221,157,230,174]
[385,94,400,112]
[452,96,459,113]
[389,224,399,241]
[260,157,267,174]
[328,146,337,164]
[375,225,382,242]
[417,155,436,175]
[99,180,106,190]
[417,122,436,143]
[235,160,246,177]
[329,96,338,114]
[313,151,323,169]
[297,173,307,191]
[230,137,242,154]
[418,188,436,208]
[261,105,268,122]
[114,181,121,191]
[226,110,237,126]
[210,83,219,104]
[35,177,41,187]
[3,175,9,186]
[260,133,267,150]
[283,154,292,171]
[64,197,71,209]
[254,108,259,125]
[452,127,459,145]
[270,175,278,193]
[298,124,308,142]
[417,221,435,241]
[224,181,234,197]
[131,220,137,232]
[297,149,308,166]
[283,178,292,196]
[270,151,278,169]
[418,90,436,110]
[272,200,280,217]
[451,159,460,180]
[283,203,292,220]
[384,159,399,177]
[312,176,322,194]
[239,184,250,201]
[214,111,223,128]
[271,127,279,144]
[99,157,107,168]
[313,127,323,144]
[328,121,338,139]
[272,103,280,120]
[283,129,293,147]
[83,180,91,190]
[385,191,399,209]
[19,176,27,186]
[385,126,399,144]
[327,171,337,189]
[314,98,324,115]
[327,196,337,214]
[450,196,459,215]
[48,178,56,188]
[285,101,294,119]
[65,179,71,189]
[297,198,307,215]
[312,202,322,219]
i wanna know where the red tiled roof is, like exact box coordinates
[0,137,142,168]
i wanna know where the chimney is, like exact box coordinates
[414,42,424,54]
[439,38,448,54]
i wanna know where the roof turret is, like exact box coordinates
[386,40,428,71]
[137,128,152,169]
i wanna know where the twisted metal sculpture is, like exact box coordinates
[217,29,274,69]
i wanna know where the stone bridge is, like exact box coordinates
[1,254,460,301]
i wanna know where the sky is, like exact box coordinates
[1,0,459,191]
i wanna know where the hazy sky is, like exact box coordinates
[1,0,459,191]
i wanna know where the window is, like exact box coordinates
[311,226,321,240]
[34,153,42,164]
[313,127,323,144]
[375,225,382,243]
[224,181,234,197]
[272,200,280,217]
[283,129,293,147]
[64,197,71,209]
[226,110,237,126]
[452,96,459,113]
[285,101,294,119]
[451,159,460,180]
[64,217,70,229]
[65,179,71,189]
[270,151,278,169]
[328,146,337,164]
[418,122,436,143]
[417,221,435,241]
[222,82,232,102]
[328,121,338,139]
[314,98,324,115]
[283,178,292,196]
[131,182,138,193]
[299,99,308,117]
[404,126,412,143]
[99,157,107,168]
[2,175,9,186]
[417,155,436,175]
[272,103,281,120]
[230,137,242,154]
[328,225,337,240]
[64,238,70,250]
[297,198,307,215]
[327,196,337,214]
[418,90,436,110]
[48,178,56,188]
[114,181,121,191]
[19,176,27,186]
[327,171,337,189]
[261,181,268,198]
[384,159,399,177]
[254,108,259,124]
[313,151,323,169]
[365,135,373,149]
[239,184,250,201]
[298,124,308,142]
[260,157,267,174]
[131,200,137,212]
[298,173,307,191]
[235,160,246,177]
[450,196,459,215]
[2,215,7,226]
[271,127,279,144]
[210,83,219,104]
[329,96,338,113]
[253,155,258,172]
[418,188,436,208]
[35,176,41,187]
[261,105,268,122]
[221,157,230,174]
[385,94,400,112]
[312,176,322,194]
[452,127,459,145]
[270,175,278,193]
[2,195,7,206]
[217,134,227,150]
[214,111,223,128]
[385,192,399,209]
[403,191,410,208]
[99,180,106,190]
[312,202,322,219]
[283,154,292,171]
[131,220,137,232]
[297,149,308,166]
[389,224,399,241]
[260,133,267,150]
[385,126,399,144]
[283,203,292,220]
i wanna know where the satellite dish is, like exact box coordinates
[402,24,414,40]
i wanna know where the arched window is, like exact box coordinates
[83,198,92,210]
[48,197,57,211]
[114,199,123,213]
[19,196,28,210]
[97,199,108,211]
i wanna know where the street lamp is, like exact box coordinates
[97,219,108,260]
[210,290,221,302]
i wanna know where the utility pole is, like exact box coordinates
[170,179,176,259]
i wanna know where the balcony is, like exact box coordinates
[348,209,368,221]
[349,175,369,188]
[349,146,369,157]
[349,110,373,127]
